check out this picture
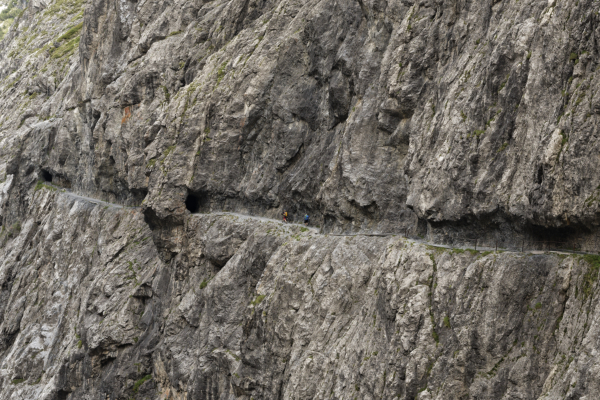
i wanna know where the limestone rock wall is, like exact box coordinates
[1,0,600,398]
[2,0,600,239]
[0,188,599,399]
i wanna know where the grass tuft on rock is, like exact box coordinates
[443,316,451,328]
[251,294,266,306]
[580,254,600,299]
[132,374,152,392]
[56,22,82,42]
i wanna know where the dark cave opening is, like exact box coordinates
[185,191,207,213]
[40,169,53,182]
[56,390,70,400]
[132,188,149,206]
[527,223,588,244]
[536,166,544,184]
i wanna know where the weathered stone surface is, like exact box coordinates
[0,0,598,244]
[1,0,600,398]
[0,189,598,399]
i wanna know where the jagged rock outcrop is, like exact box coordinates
[1,0,600,398]
[0,188,599,400]
[2,0,600,241]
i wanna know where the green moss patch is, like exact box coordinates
[132,374,152,393]
[251,294,266,306]
[580,254,600,299]
[57,22,82,42]
[51,35,80,59]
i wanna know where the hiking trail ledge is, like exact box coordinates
[52,184,599,257]
[2,0,600,398]
[0,183,598,399]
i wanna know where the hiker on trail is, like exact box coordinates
[304,214,309,226]
[282,210,288,223]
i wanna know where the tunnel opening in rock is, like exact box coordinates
[185,191,207,213]
[526,223,589,247]
[40,169,52,182]
[132,188,149,206]
[56,390,70,400]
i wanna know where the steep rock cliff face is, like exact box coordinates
[2,0,600,399]
[1,188,600,400]
[2,0,600,239]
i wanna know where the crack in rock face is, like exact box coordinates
[0,0,600,398]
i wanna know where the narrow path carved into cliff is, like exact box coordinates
[49,184,591,257]
[205,211,321,234]
[62,190,140,210]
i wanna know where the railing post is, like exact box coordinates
[495,241,497,252]
[475,239,477,251]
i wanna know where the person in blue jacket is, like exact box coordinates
[304,214,309,226]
